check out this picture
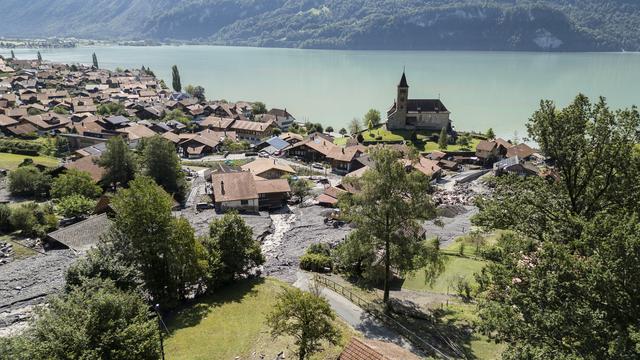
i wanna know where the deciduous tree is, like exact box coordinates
[338,148,444,303]
[266,287,340,360]
[98,136,136,189]
[141,135,187,202]
[51,169,102,199]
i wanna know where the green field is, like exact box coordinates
[360,128,481,152]
[0,152,60,170]
[165,278,353,360]
[402,255,486,294]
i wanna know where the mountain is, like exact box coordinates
[1,0,639,51]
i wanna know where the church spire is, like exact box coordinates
[399,70,409,88]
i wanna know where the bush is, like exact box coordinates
[0,204,11,233]
[300,253,333,272]
[479,246,502,262]
[8,166,50,198]
[9,205,39,237]
[56,195,96,218]
[0,139,43,156]
[307,243,331,257]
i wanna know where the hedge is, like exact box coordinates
[299,253,333,273]
[0,139,43,156]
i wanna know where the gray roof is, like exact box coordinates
[46,214,112,252]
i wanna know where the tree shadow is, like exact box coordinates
[164,277,265,335]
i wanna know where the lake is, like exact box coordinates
[7,46,640,139]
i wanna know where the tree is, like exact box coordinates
[339,128,347,136]
[272,128,282,136]
[0,203,11,233]
[0,279,160,360]
[266,287,340,360]
[142,136,187,202]
[363,108,381,128]
[52,106,69,115]
[252,101,267,115]
[97,102,126,116]
[339,148,444,303]
[98,136,136,189]
[56,195,96,218]
[349,118,362,135]
[485,127,496,139]
[185,84,205,102]
[457,133,472,150]
[325,126,334,133]
[37,51,42,62]
[92,52,99,69]
[203,212,264,286]
[438,127,448,150]
[162,109,191,124]
[473,94,640,358]
[288,177,312,202]
[8,166,50,198]
[171,65,181,93]
[51,169,102,199]
[110,177,205,307]
[10,50,15,59]
[9,204,38,237]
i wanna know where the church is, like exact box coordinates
[386,72,451,131]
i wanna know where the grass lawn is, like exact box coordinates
[360,128,481,152]
[333,136,349,146]
[0,152,60,170]
[402,255,486,294]
[182,158,253,168]
[165,278,354,360]
[0,234,38,260]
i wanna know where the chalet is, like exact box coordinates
[231,120,275,144]
[476,139,509,164]
[117,123,157,141]
[23,113,71,133]
[199,116,234,131]
[45,214,112,253]
[64,155,105,183]
[211,171,290,212]
[506,143,535,160]
[178,130,233,158]
[100,115,130,130]
[285,135,339,162]
[326,145,366,174]
[402,157,443,180]
[493,156,539,177]
[317,186,348,207]
[136,105,164,120]
[267,108,295,130]
[241,158,295,179]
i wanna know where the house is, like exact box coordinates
[493,156,539,177]
[45,214,112,253]
[255,136,291,156]
[317,186,348,207]
[64,155,105,183]
[178,129,233,158]
[326,145,366,174]
[339,337,421,360]
[475,139,509,164]
[231,120,275,144]
[241,158,295,179]
[255,178,291,210]
[117,123,157,141]
[506,143,535,160]
[211,171,290,212]
[211,172,259,212]
[267,108,295,130]
[387,72,451,131]
[23,113,71,133]
[402,157,443,180]
[198,116,235,131]
[100,115,130,130]
[285,135,339,162]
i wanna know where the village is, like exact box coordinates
[0,54,551,359]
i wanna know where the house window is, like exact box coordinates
[241,200,249,205]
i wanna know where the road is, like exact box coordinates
[293,271,423,356]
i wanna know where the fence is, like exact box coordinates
[313,274,460,359]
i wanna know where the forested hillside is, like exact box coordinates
[1,0,639,51]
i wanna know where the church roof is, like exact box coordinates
[407,99,448,113]
[398,72,409,88]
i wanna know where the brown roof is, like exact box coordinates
[402,158,442,178]
[24,113,71,130]
[327,145,366,163]
[118,123,157,140]
[161,131,181,143]
[506,143,535,159]
[254,179,291,194]
[0,114,18,127]
[339,338,386,360]
[4,121,37,135]
[200,116,234,129]
[241,158,295,177]
[231,120,273,132]
[64,156,105,182]
[476,140,497,152]
[211,172,258,202]
[289,135,339,157]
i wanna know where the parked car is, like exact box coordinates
[196,203,213,211]
[258,151,269,158]
[312,163,324,170]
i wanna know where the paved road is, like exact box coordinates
[293,271,423,356]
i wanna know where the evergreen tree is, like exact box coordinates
[36,51,42,62]
[438,127,448,150]
[485,127,496,139]
[92,52,99,69]
[171,65,182,93]
[98,136,137,189]
[10,50,15,59]
[141,136,187,202]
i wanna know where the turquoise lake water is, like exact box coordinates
[7,46,640,138]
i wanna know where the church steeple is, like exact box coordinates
[399,71,409,88]
[397,71,409,114]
